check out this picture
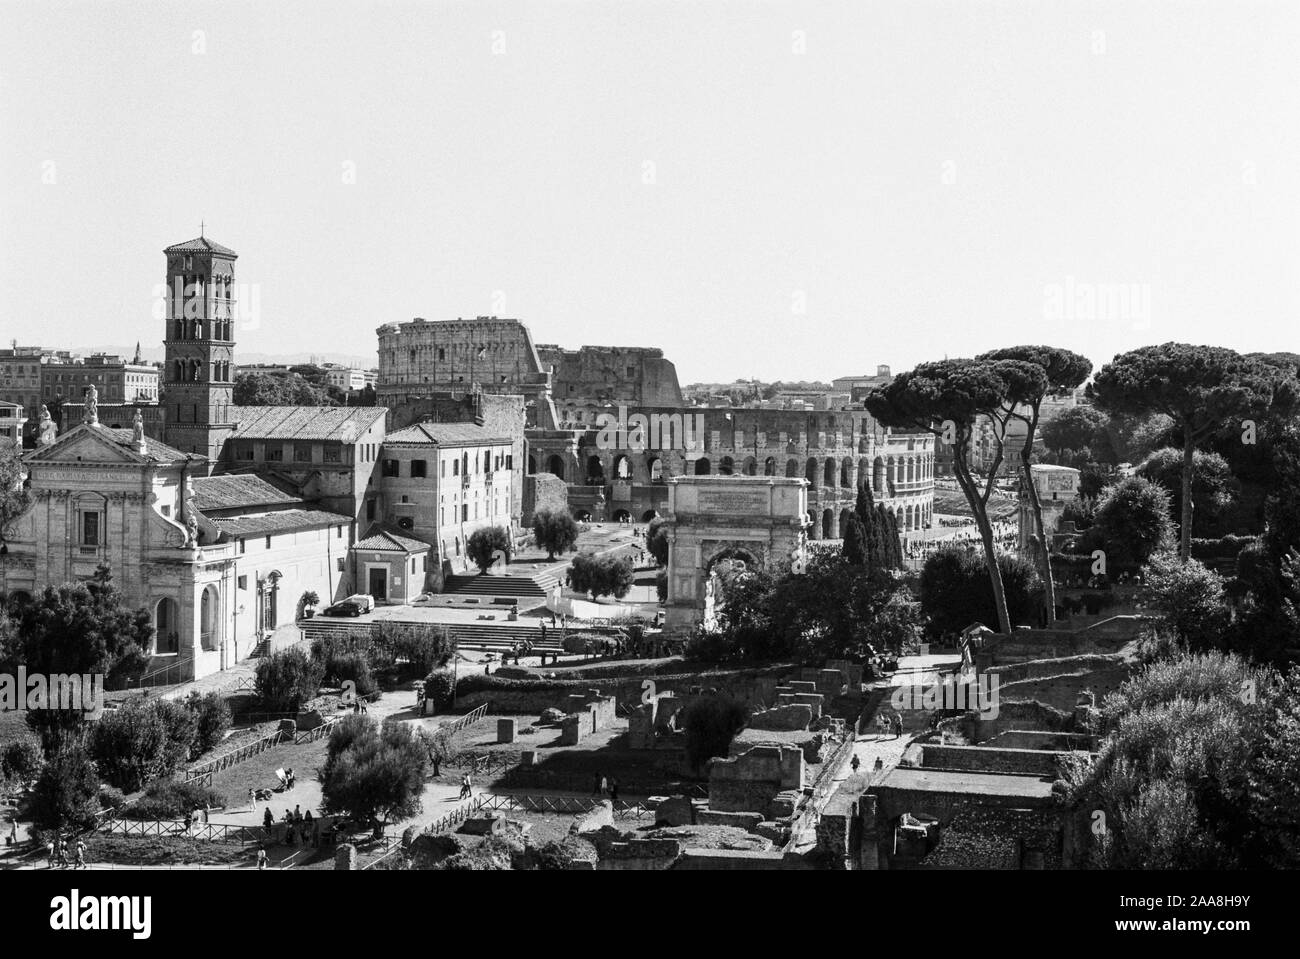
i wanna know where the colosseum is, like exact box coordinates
[375,315,934,539]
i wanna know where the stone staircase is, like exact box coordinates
[442,570,560,599]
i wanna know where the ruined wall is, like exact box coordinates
[522,471,568,526]
[920,744,1068,778]
[906,806,1063,870]
[537,344,684,409]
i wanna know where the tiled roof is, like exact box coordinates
[191,474,301,512]
[207,508,348,537]
[231,406,387,442]
[353,525,432,553]
[101,428,194,464]
[164,237,237,256]
[385,421,508,446]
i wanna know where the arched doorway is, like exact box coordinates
[805,458,818,483]
[546,455,566,480]
[573,509,592,522]
[648,456,664,483]
[719,456,735,476]
[694,457,711,475]
[613,509,632,523]
[200,585,219,651]
[786,459,799,478]
[823,458,837,488]
[587,455,606,484]
[742,456,757,476]
[641,509,659,522]
[764,456,776,476]
[155,598,179,654]
[873,456,885,493]
[822,509,834,539]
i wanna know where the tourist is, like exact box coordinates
[608,778,619,805]
[592,773,603,796]
[599,774,608,796]
[873,756,884,773]
[293,805,303,825]
[263,807,274,831]
[248,787,257,812]
[850,755,861,775]
[183,810,194,834]
[257,845,268,870]
[74,839,86,869]
[46,838,56,869]
[893,716,903,739]
[460,772,473,801]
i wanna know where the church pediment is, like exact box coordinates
[24,424,153,467]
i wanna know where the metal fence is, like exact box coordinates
[435,701,490,736]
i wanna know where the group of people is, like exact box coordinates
[591,774,620,804]
[875,713,904,739]
[46,834,87,869]
[261,803,327,849]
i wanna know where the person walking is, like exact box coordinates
[257,845,268,870]
[460,772,473,801]
[608,778,619,806]
[592,773,603,796]
[73,839,86,869]
[850,754,861,775]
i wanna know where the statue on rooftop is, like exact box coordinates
[37,405,57,446]
[84,384,99,426]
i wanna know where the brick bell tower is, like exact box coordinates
[162,233,238,466]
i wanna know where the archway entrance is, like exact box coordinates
[663,476,810,638]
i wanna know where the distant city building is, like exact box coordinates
[322,364,378,391]
[0,400,26,446]
[0,346,77,414]
[41,351,159,407]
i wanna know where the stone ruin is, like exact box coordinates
[708,742,806,820]
[558,688,619,746]
[627,690,690,749]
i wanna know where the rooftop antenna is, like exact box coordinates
[200,219,205,238]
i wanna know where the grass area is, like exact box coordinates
[86,834,252,866]
[207,735,330,802]
[932,489,1020,522]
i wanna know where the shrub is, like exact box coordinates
[1092,476,1176,567]
[88,699,193,792]
[330,651,378,699]
[422,669,456,711]
[255,647,325,712]
[29,746,101,831]
[1,740,43,784]
[184,692,232,758]
[919,548,1041,638]
[646,518,670,566]
[98,785,127,810]
[682,694,751,770]
[123,779,226,820]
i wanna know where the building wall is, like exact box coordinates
[537,344,684,414]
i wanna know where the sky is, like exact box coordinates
[1,0,1298,383]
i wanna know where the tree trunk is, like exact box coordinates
[953,457,1013,634]
[1021,459,1056,624]
[1180,438,1194,562]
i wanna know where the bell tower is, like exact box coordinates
[162,234,238,464]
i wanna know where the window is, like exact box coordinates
[239,538,246,554]
[367,500,376,521]
[324,446,341,463]
[452,460,459,477]
[382,459,400,478]
[238,575,248,589]
[462,504,469,522]
[161,505,171,517]
[267,447,284,462]
[411,459,427,478]
[294,443,312,462]
[336,526,344,538]
[81,511,100,547]
[237,444,254,461]
[265,535,272,549]
[440,461,446,478]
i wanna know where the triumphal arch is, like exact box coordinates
[662,476,810,640]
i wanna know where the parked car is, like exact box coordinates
[322,599,366,617]
[345,593,376,613]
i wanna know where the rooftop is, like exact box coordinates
[206,508,348,537]
[191,474,301,512]
[231,406,387,442]
[385,421,509,446]
[354,525,433,553]
[164,236,237,257]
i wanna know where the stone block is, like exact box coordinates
[334,843,357,870]
[748,703,813,731]
[560,714,584,746]
[519,749,538,766]
[696,809,763,831]
[655,796,694,827]
[497,718,517,743]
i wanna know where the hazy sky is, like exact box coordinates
[2,0,1297,383]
